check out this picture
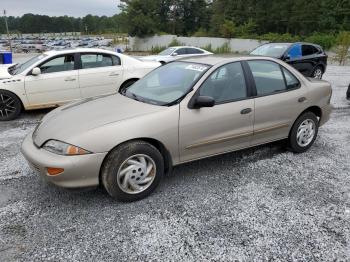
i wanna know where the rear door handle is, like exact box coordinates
[64,77,76,81]
[109,72,120,76]
[240,108,252,115]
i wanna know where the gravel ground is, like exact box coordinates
[0,65,350,261]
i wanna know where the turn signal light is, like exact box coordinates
[47,167,64,176]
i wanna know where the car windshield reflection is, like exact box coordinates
[124,62,210,106]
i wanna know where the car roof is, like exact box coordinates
[43,48,116,56]
[179,55,282,66]
[262,42,321,47]
[168,46,204,49]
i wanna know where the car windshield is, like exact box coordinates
[10,54,47,75]
[251,43,290,58]
[125,62,210,106]
[158,48,176,56]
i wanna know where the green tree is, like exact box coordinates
[334,31,350,65]
[219,20,236,38]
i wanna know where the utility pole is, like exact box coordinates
[3,10,12,52]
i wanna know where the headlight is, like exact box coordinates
[42,140,91,156]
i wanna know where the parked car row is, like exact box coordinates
[140,42,329,80]
[1,36,117,53]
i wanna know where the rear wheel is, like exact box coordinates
[101,141,164,202]
[0,90,22,121]
[312,66,323,79]
[288,112,319,153]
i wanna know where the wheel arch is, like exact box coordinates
[300,106,322,119]
[289,106,322,137]
[314,63,325,73]
[99,137,173,185]
[0,89,25,112]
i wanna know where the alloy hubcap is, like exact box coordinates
[297,119,316,147]
[117,154,156,194]
[313,69,322,79]
[0,94,16,119]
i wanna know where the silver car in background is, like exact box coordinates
[21,56,332,202]
[140,46,213,64]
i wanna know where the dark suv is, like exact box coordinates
[250,42,328,79]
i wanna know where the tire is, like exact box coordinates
[101,141,164,202]
[118,79,138,94]
[288,112,319,153]
[0,90,22,121]
[312,66,323,79]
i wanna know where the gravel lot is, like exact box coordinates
[0,63,350,261]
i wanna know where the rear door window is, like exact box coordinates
[176,48,187,55]
[282,68,300,89]
[247,60,287,96]
[187,48,204,54]
[112,55,121,66]
[302,45,319,56]
[80,53,114,69]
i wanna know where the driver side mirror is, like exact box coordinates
[32,67,41,76]
[171,52,178,57]
[190,96,215,109]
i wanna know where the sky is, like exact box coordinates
[1,0,121,17]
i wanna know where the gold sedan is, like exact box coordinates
[21,56,332,201]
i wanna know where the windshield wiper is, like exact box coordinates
[127,92,144,103]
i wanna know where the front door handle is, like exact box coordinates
[109,72,120,76]
[240,108,252,115]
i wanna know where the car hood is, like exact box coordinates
[0,64,14,79]
[33,94,165,147]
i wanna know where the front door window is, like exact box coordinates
[39,55,75,74]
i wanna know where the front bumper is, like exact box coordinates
[21,132,107,188]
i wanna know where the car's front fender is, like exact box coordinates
[0,76,29,108]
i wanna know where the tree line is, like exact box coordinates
[1,0,350,39]
[0,13,127,35]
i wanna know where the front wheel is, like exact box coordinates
[288,112,319,153]
[312,66,324,79]
[101,141,164,202]
[0,90,22,121]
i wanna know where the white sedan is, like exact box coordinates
[140,46,213,64]
[0,48,160,120]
